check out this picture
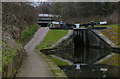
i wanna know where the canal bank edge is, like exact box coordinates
[50,55,73,65]
[36,50,67,77]
[93,30,116,47]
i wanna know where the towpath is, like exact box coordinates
[16,27,51,77]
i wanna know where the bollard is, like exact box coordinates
[75,24,80,28]
[75,64,81,69]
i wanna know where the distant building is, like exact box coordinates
[38,13,60,27]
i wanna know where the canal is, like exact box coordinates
[40,31,119,78]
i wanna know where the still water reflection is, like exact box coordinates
[41,46,110,64]
[41,47,119,78]
[40,41,119,78]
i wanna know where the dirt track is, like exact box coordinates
[16,27,51,77]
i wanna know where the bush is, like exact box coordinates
[20,25,40,43]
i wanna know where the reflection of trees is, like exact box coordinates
[74,35,84,47]
[74,46,85,63]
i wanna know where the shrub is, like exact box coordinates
[20,25,40,43]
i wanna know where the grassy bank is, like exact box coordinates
[96,24,120,66]
[2,40,25,77]
[36,30,68,50]
[96,24,119,46]
[20,25,40,43]
[3,25,40,64]
[2,25,39,77]
[96,24,118,28]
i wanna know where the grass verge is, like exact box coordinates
[96,24,119,47]
[3,25,40,64]
[36,30,68,50]
[95,24,118,28]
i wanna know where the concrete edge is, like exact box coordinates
[37,50,67,77]
[93,30,116,47]
[50,55,74,65]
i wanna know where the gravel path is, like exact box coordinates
[16,27,51,77]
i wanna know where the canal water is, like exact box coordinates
[40,36,119,78]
